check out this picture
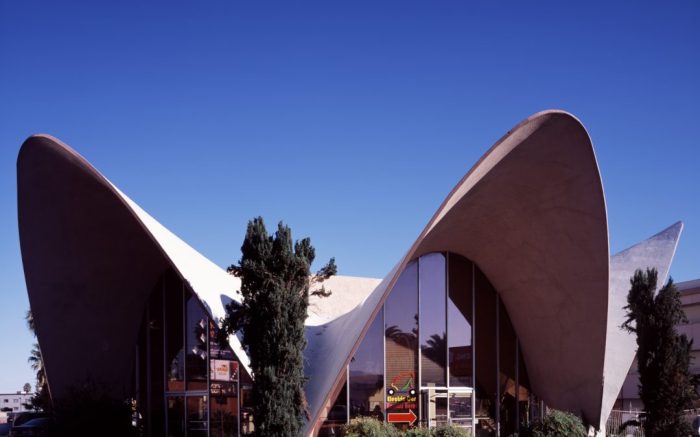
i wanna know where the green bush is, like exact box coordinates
[343,417,401,437]
[514,409,586,437]
[404,428,431,437]
[343,418,471,437]
[431,424,471,437]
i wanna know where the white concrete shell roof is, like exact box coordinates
[303,110,682,433]
[17,135,252,399]
[600,222,683,424]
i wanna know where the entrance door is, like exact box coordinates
[420,389,447,428]
[420,388,473,430]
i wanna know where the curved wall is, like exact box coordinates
[18,136,169,400]
[306,111,611,432]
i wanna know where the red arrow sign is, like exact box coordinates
[387,410,417,425]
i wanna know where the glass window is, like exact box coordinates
[448,392,472,428]
[186,291,208,391]
[186,395,209,437]
[448,255,473,387]
[149,279,165,436]
[474,266,497,437]
[319,380,347,437]
[420,389,447,428]
[385,261,418,429]
[499,297,517,436]
[165,272,185,392]
[517,343,531,430]
[167,396,185,437]
[210,320,240,437]
[419,253,447,387]
[349,312,384,420]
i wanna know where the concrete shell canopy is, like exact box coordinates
[17,135,252,401]
[17,111,682,434]
[303,110,681,433]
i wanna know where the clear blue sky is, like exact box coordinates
[1,1,698,392]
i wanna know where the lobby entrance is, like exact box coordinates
[419,388,473,430]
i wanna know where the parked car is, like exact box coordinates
[8,417,50,437]
[7,413,48,437]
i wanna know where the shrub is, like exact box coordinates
[404,427,431,437]
[343,418,471,437]
[515,409,586,437]
[431,424,471,437]
[343,417,401,437]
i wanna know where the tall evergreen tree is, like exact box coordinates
[221,217,336,437]
[622,268,697,436]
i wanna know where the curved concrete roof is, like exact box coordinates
[17,134,251,400]
[600,222,683,425]
[305,110,613,432]
[17,111,682,435]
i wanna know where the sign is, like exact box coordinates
[388,410,417,425]
[210,359,239,382]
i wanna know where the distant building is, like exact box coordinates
[0,392,33,422]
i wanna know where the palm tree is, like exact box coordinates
[28,343,45,388]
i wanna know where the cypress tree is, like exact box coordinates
[622,268,697,436]
[221,217,336,437]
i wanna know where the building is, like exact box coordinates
[17,110,683,436]
[0,392,33,422]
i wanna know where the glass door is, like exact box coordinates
[420,389,448,428]
[448,389,473,429]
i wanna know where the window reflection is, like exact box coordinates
[419,253,447,387]
[319,381,347,436]
[186,292,208,391]
[165,273,185,392]
[474,266,497,437]
[350,313,384,419]
[167,396,185,437]
[385,261,418,430]
[499,297,517,436]
[448,255,473,387]
[186,395,208,437]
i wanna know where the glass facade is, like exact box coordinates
[136,255,533,437]
[385,261,419,431]
[136,268,248,437]
[349,313,384,420]
[323,252,532,437]
[419,253,447,388]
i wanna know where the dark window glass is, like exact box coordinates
[419,253,447,387]
[210,320,239,437]
[186,395,208,437]
[499,297,517,436]
[319,380,347,437]
[350,312,384,420]
[136,302,147,431]
[186,291,208,391]
[385,261,418,430]
[167,396,185,437]
[165,272,185,392]
[448,255,473,387]
[474,266,497,437]
[149,278,165,436]
[211,393,238,437]
[517,343,531,430]
[239,383,254,436]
